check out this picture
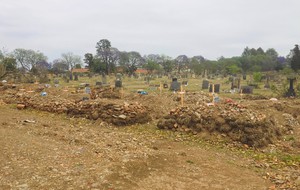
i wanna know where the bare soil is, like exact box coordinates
[0,105,271,190]
[0,83,299,189]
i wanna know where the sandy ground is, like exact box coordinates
[0,105,271,190]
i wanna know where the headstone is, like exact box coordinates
[85,87,91,94]
[243,74,247,80]
[264,77,270,88]
[241,86,254,94]
[209,84,220,93]
[96,82,102,86]
[285,77,296,97]
[74,73,78,81]
[101,73,107,84]
[115,80,122,88]
[116,73,122,80]
[170,78,181,91]
[202,80,209,89]
[54,79,59,84]
[231,77,240,89]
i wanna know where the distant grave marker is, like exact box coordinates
[231,77,240,89]
[74,73,79,81]
[115,80,122,88]
[209,84,220,93]
[202,80,209,89]
[85,87,91,94]
[102,73,107,84]
[240,86,254,94]
[285,77,296,97]
[170,78,181,91]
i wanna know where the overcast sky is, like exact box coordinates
[1,0,300,61]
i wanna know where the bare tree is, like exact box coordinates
[61,52,82,70]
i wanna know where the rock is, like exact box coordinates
[295,176,300,186]
[17,104,26,109]
[118,114,127,119]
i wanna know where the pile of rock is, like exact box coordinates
[2,93,151,126]
[91,86,121,99]
[157,102,285,147]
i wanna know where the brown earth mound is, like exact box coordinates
[2,92,151,126]
[157,102,289,147]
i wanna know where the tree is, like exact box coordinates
[84,53,94,69]
[143,60,160,74]
[13,48,47,72]
[175,55,189,74]
[61,52,82,70]
[290,44,300,72]
[52,59,69,74]
[256,47,265,55]
[96,39,119,74]
[162,60,175,75]
[121,51,144,76]
[0,57,17,79]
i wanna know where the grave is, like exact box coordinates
[264,77,270,89]
[241,86,254,94]
[115,79,122,88]
[231,77,240,89]
[101,73,107,84]
[85,87,91,94]
[170,78,181,91]
[285,77,296,97]
[74,73,79,81]
[95,82,102,86]
[243,74,247,80]
[209,84,220,93]
[202,80,209,89]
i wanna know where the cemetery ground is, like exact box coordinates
[0,75,300,190]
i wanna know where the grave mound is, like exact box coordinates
[2,92,151,126]
[157,103,289,147]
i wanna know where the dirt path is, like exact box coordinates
[0,105,271,190]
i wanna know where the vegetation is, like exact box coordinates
[1,40,300,84]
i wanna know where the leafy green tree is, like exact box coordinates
[256,47,265,55]
[143,60,160,74]
[51,59,69,74]
[161,60,174,75]
[0,57,17,79]
[120,51,144,76]
[96,39,120,74]
[290,44,300,72]
[13,48,47,72]
[84,53,94,70]
[253,72,262,83]
[175,55,189,74]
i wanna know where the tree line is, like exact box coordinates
[1,39,300,81]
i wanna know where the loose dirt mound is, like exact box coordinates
[157,102,289,147]
[2,92,151,126]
